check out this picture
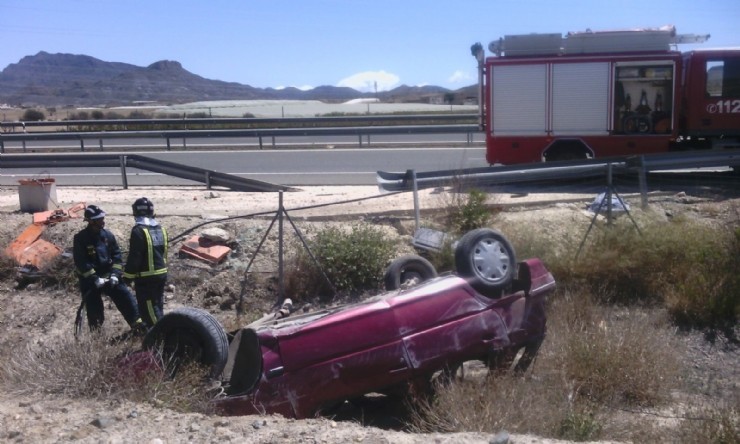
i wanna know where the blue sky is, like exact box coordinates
[2,0,738,92]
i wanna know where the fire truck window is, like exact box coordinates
[614,65,673,134]
[706,61,723,97]
[722,59,740,97]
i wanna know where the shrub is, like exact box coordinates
[440,188,496,235]
[558,407,603,441]
[547,289,679,407]
[21,109,45,121]
[528,214,740,332]
[663,227,740,333]
[284,223,396,301]
[677,406,740,444]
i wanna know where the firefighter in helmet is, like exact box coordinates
[123,197,168,328]
[73,204,145,332]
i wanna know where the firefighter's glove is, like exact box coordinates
[94,277,106,288]
[109,275,119,287]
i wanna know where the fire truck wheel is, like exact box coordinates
[455,228,516,297]
[384,254,437,290]
[143,307,229,379]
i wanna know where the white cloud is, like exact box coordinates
[275,85,314,91]
[337,71,400,92]
[448,70,472,84]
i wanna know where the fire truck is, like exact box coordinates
[471,26,740,165]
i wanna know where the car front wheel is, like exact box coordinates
[454,228,516,297]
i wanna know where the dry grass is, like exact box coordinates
[0,333,215,413]
[408,287,684,441]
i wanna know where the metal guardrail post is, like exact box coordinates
[637,155,648,209]
[358,134,363,147]
[120,155,128,189]
[99,138,104,151]
[258,135,263,150]
[606,163,613,226]
[80,138,85,152]
[410,169,420,232]
[166,137,171,151]
[272,136,276,148]
[205,171,211,189]
[182,138,187,149]
[0,136,4,154]
[22,140,27,153]
[278,191,284,302]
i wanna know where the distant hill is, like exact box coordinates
[0,52,475,107]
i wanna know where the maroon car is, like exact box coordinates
[143,228,556,418]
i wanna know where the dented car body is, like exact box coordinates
[212,258,554,418]
[142,228,556,418]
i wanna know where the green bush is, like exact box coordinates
[21,109,45,121]
[285,223,396,301]
[558,408,603,441]
[445,188,494,235]
[527,216,740,332]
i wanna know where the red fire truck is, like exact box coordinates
[471,26,740,165]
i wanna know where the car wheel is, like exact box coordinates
[455,228,516,297]
[384,254,437,290]
[143,307,229,379]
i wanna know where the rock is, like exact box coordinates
[201,227,232,243]
[91,416,116,429]
[490,431,510,444]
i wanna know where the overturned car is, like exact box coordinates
[142,228,556,418]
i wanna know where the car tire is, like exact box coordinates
[454,228,516,297]
[384,254,437,290]
[143,307,229,379]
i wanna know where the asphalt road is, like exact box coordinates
[0,146,488,186]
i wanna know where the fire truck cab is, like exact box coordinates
[472,26,740,165]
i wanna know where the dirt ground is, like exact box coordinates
[0,183,737,443]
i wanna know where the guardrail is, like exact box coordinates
[1,114,478,130]
[0,124,481,153]
[376,149,740,192]
[0,153,295,192]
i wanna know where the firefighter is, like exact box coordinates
[73,205,145,333]
[123,197,168,328]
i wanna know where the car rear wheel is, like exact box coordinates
[384,254,437,290]
[455,228,516,297]
[143,307,229,379]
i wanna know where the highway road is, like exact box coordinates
[0,146,488,187]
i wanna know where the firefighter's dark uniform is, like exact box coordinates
[73,225,141,330]
[123,217,168,327]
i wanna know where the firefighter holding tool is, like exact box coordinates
[73,205,145,333]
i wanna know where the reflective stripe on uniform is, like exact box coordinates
[138,227,167,278]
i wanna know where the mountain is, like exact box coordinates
[0,52,471,107]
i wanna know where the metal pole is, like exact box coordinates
[358,134,363,147]
[205,171,211,189]
[166,137,171,151]
[182,138,186,149]
[278,191,285,302]
[606,163,613,226]
[637,155,648,209]
[410,169,421,233]
[259,135,263,150]
[120,155,128,189]
[99,138,104,151]
[80,138,85,152]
